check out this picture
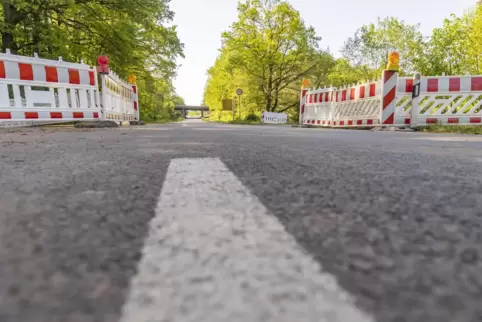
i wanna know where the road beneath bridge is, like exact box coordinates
[1,119,482,322]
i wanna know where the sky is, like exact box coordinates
[170,0,477,105]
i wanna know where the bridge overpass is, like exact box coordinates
[174,105,210,118]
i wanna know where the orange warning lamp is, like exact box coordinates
[97,56,110,74]
[128,74,137,84]
[302,79,311,88]
[386,51,400,72]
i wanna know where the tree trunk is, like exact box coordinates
[2,0,19,53]
[272,88,279,112]
[2,32,15,53]
[266,65,273,111]
[32,11,42,55]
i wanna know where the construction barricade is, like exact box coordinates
[100,71,138,122]
[0,50,139,127]
[262,111,288,124]
[300,52,482,128]
[0,50,100,127]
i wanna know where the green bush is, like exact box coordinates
[245,113,261,122]
[169,110,183,120]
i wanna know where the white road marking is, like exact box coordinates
[120,158,373,322]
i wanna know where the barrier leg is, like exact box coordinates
[299,88,309,125]
[100,74,107,121]
[330,89,339,127]
[410,73,421,127]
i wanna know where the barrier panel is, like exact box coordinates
[303,87,336,126]
[299,88,309,125]
[100,71,137,122]
[0,50,100,126]
[0,50,140,127]
[333,81,382,127]
[262,111,288,124]
[407,75,482,126]
[393,76,413,126]
[300,68,482,128]
[303,83,382,127]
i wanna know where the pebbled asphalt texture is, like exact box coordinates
[1,119,482,322]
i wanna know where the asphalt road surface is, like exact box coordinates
[1,119,482,322]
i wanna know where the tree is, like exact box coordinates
[341,17,426,77]
[425,13,473,76]
[327,59,368,87]
[468,5,482,74]
[306,51,336,89]
[221,0,322,112]
[205,1,482,125]
[0,0,185,121]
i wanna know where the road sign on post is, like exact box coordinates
[236,88,243,120]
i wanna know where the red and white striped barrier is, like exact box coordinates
[132,85,139,121]
[333,81,382,127]
[303,87,336,126]
[0,50,99,126]
[302,81,382,127]
[397,75,482,125]
[299,88,309,125]
[299,69,482,128]
[381,71,397,125]
[100,71,137,122]
[1,50,141,127]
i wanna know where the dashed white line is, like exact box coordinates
[120,158,374,322]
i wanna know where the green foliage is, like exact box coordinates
[421,125,482,135]
[341,17,426,77]
[205,2,482,121]
[187,111,202,117]
[469,5,482,74]
[327,59,367,87]
[0,0,184,121]
[341,6,482,77]
[425,14,472,75]
[424,8,482,76]
[204,0,330,121]
[206,118,262,125]
[245,113,261,122]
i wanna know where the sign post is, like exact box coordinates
[236,88,243,120]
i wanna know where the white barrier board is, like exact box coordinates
[262,112,288,124]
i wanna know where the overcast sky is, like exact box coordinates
[170,0,477,105]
